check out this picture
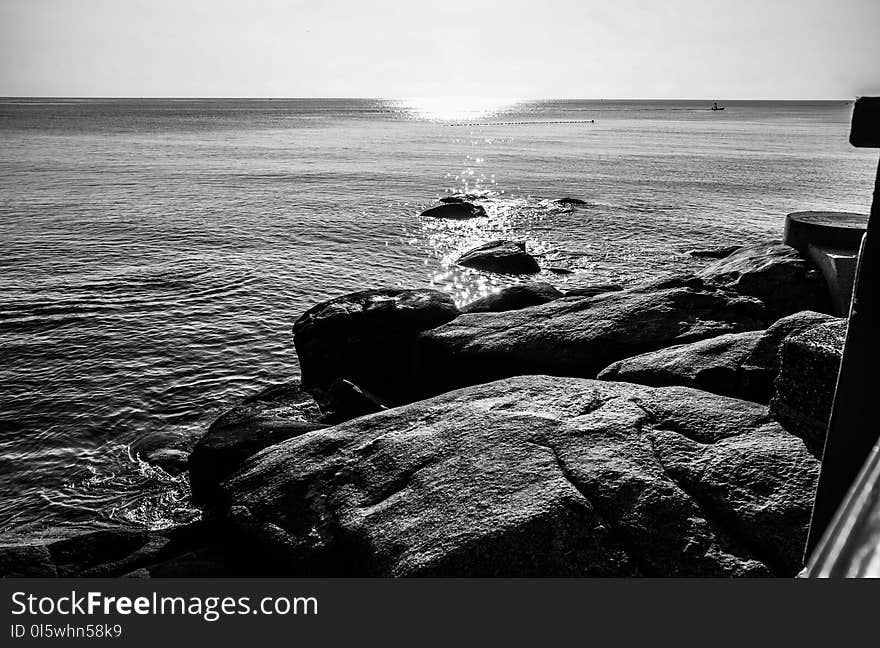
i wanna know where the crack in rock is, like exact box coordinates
[643,434,785,575]
[526,439,655,577]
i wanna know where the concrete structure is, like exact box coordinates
[784,211,868,316]
[805,97,880,569]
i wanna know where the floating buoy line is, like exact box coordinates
[445,119,596,127]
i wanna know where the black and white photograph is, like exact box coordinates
[1,0,880,602]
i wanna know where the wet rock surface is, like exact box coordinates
[553,197,588,206]
[455,240,541,275]
[421,202,487,219]
[221,376,818,577]
[130,429,202,476]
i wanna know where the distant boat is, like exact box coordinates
[710,101,725,111]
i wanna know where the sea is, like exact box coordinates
[0,98,876,542]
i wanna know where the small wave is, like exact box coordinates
[0,264,257,332]
[58,444,200,531]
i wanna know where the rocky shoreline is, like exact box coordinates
[0,225,848,577]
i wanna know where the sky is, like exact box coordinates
[0,0,878,99]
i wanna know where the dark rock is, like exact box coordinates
[461,282,564,313]
[321,378,386,422]
[126,545,239,578]
[189,381,328,505]
[599,311,838,403]
[455,240,540,275]
[553,197,588,206]
[417,276,766,395]
[748,311,841,375]
[140,449,190,475]
[699,242,830,319]
[131,429,201,476]
[687,245,743,259]
[438,196,465,204]
[421,202,487,219]
[770,319,847,451]
[547,267,575,275]
[0,520,251,578]
[293,288,459,400]
[29,528,176,578]
[0,544,57,577]
[563,283,624,298]
[600,330,764,396]
[222,376,817,577]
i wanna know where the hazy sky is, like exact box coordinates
[1,0,878,98]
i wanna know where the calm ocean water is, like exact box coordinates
[0,98,876,541]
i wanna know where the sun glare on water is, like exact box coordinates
[401,96,521,122]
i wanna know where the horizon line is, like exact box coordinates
[0,96,860,102]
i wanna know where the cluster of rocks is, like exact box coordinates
[1,240,848,578]
[421,196,549,275]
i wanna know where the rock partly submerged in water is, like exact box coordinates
[417,276,767,396]
[188,381,328,505]
[770,319,847,451]
[598,310,838,404]
[221,376,818,577]
[553,197,588,206]
[687,245,742,259]
[189,376,389,507]
[130,432,195,476]
[461,282,563,313]
[699,242,830,320]
[455,240,541,275]
[293,288,459,401]
[421,201,487,219]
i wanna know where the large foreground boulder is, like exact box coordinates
[293,289,459,400]
[222,376,818,577]
[455,240,541,275]
[416,276,766,396]
[699,242,830,320]
[461,282,563,313]
[599,311,838,403]
[770,319,847,451]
